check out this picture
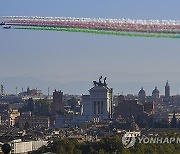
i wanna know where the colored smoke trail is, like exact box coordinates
[1,16,180,39]
[15,26,180,39]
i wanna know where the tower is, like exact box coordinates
[165,80,170,98]
[1,85,4,96]
[51,90,63,115]
[48,87,50,96]
[16,87,18,95]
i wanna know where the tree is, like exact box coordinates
[67,97,79,111]
[98,136,124,153]
[49,139,76,154]
[35,99,51,116]
[98,149,106,154]
[29,133,180,154]
[1,144,11,154]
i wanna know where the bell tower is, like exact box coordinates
[165,80,170,98]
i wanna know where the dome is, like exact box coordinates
[138,87,146,100]
[138,87,146,95]
[152,87,160,94]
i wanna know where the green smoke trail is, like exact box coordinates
[15,26,180,39]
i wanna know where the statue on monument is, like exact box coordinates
[99,76,102,84]
[104,77,107,86]
[93,76,107,87]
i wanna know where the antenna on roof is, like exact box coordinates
[1,85,4,96]
[16,87,17,95]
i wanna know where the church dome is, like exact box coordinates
[152,87,159,94]
[138,87,146,95]
[152,87,160,100]
[138,87,146,100]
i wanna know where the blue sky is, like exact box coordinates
[0,0,180,95]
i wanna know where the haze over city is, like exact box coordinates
[1,0,180,95]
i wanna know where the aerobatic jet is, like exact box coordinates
[3,26,11,29]
[0,22,5,25]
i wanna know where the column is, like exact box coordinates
[101,101,103,114]
[99,101,101,114]
[94,101,96,114]
[96,101,98,115]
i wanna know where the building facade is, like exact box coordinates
[15,112,49,128]
[10,139,48,154]
[9,109,20,126]
[82,76,113,121]
[114,100,154,120]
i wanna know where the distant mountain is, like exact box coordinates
[1,76,180,96]
[0,76,92,95]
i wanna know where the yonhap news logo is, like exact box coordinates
[122,134,136,148]
[122,134,180,148]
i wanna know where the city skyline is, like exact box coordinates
[1,76,180,96]
[0,0,180,94]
